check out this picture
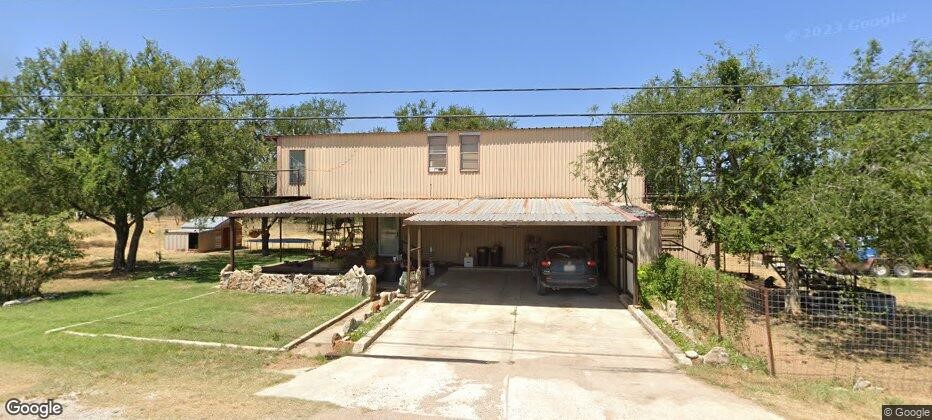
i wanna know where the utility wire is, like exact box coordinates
[1,81,927,99]
[2,107,929,122]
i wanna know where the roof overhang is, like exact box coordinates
[228,198,655,226]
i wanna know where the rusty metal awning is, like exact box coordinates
[403,199,651,226]
[228,198,653,226]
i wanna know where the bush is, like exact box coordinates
[638,253,746,339]
[0,213,83,300]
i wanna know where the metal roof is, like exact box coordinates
[228,198,653,226]
[168,216,230,233]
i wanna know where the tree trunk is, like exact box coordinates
[714,241,721,270]
[126,215,145,272]
[784,257,802,315]
[261,217,271,256]
[111,214,130,273]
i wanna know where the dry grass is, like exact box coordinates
[686,365,905,420]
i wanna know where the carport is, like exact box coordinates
[401,199,658,304]
[227,198,659,303]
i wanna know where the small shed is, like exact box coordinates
[164,217,242,252]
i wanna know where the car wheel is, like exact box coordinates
[893,263,914,278]
[870,264,890,277]
[535,279,550,295]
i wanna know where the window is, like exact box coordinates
[658,210,685,250]
[643,175,682,203]
[459,134,479,172]
[428,135,448,172]
[288,150,306,186]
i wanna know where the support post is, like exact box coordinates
[763,287,776,376]
[617,225,624,293]
[621,226,628,295]
[279,218,283,262]
[632,226,639,306]
[417,227,422,290]
[715,270,723,338]
[229,217,236,270]
[406,225,411,279]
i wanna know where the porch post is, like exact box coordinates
[620,225,628,295]
[406,225,411,279]
[279,218,283,262]
[632,225,640,306]
[229,217,236,270]
[417,227,422,283]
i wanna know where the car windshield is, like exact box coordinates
[546,246,588,260]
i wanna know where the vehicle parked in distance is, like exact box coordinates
[834,247,915,278]
[531,244,599,295]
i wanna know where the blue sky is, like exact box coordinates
[2,0,929,131]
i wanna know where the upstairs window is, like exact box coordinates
[288,149,306,185]
[428,135,448,173]
[657,210,685,250]
[459,134,480,172]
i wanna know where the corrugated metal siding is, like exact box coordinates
[276,127,595,199]
[164,231,189,251]
[623,175,712,266]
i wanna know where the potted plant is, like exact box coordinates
[363,242,378,270]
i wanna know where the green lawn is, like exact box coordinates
[871,278,932,310]
[0,249,355,417]
[73,287,361,347]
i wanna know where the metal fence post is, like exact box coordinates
[715,270,723,338]
[763,287,776,376]
[681,270,688,319]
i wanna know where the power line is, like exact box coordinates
[2,107,929,122]
[1,81,927,99]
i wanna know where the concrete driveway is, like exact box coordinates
[259,269,778,419]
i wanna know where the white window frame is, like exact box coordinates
[459,133,480,173]
[427,135,448,173]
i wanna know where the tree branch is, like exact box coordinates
[70,202,115,228]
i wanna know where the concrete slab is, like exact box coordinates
[262,270,779,419]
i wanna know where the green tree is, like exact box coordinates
[0,40,269,272]
[576,45,831,274]
[0,213,83,299]
[244,97,346,256]
[429,104,516,131]
[394,99,435,132]
[776,40,931,269]
[269,98,346,135]
[394,100,516,132]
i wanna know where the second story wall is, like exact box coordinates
[275,127,606,199]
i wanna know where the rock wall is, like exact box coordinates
[219,264,376,297]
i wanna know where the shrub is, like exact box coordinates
[0,213,83,300]
[638,253,746,339]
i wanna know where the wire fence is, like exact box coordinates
[678,272,932,394]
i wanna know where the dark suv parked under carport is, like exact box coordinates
[531,244,599,295]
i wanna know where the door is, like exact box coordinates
[377,217,400,257]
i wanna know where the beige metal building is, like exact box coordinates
[230,127,711,296]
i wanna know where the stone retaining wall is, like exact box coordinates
[219,264,376,297]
